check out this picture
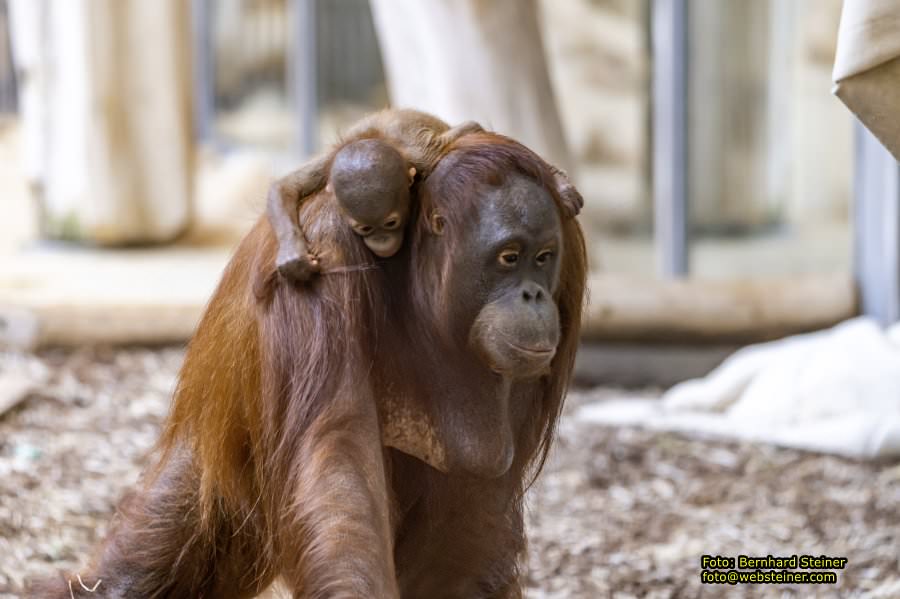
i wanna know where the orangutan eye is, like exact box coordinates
[356,224,374,235]
[382,217,400,230]
[498,250,520,267]
[536,249,554,266]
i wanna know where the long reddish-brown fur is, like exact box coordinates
[31,132,586,599]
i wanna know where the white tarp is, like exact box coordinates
[832,0,900,161]
[578,318,900,459]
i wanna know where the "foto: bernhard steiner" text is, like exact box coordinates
[702,555,848,570]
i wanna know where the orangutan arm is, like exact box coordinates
[438,120,484,145]
[279,380,399,598]
[266,155,332,283]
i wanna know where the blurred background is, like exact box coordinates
[1,1,898,597]
[0,0,872,359]
[0,0,865,350]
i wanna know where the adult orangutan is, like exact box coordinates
[32,132,587,598]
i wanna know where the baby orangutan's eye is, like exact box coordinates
[356,224,374,235]
[382,217,400,230]
[498,250,519,267]
[535,249,554,266]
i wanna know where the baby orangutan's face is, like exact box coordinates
[342,183,411,258]
[329,138,417,258]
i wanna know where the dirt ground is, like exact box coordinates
[1,346,898,598]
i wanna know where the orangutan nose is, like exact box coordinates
[521,282,546,303]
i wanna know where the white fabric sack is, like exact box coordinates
[832,0,900,161]
[578,317,900,459]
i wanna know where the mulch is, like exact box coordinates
[0,347,897,598]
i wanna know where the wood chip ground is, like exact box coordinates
[0,347,897,598]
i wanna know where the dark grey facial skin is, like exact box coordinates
[380,173,566,480]
[435,174,563,477]
[330,139,414,258]
[451,175,563,377]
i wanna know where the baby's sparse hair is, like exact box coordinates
[331,138,410,222]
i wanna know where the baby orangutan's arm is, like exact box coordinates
[266,156,331,283]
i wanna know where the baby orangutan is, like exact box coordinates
[267,109,480,281]
[267,108,583,282]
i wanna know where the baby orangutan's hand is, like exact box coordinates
[277,249,321,283]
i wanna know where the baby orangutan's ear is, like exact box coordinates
[429,212,446,235]
[408,166,417,186]
[325,181,333,193]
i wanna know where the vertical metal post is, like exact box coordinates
[191,0,215,142]
[0,0,17,113]
[651,0,689,277]
[854,121,900,324]
[290,0,318,158]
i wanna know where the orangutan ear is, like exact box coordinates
[325,181,334,193]
[430,213,446,236]
[408,166,417,186]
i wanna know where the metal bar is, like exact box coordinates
[191,0,215,142]
[290,0,318,157]
[854,121,900,324]
[0,0,17,113]
[651,0,689,278]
